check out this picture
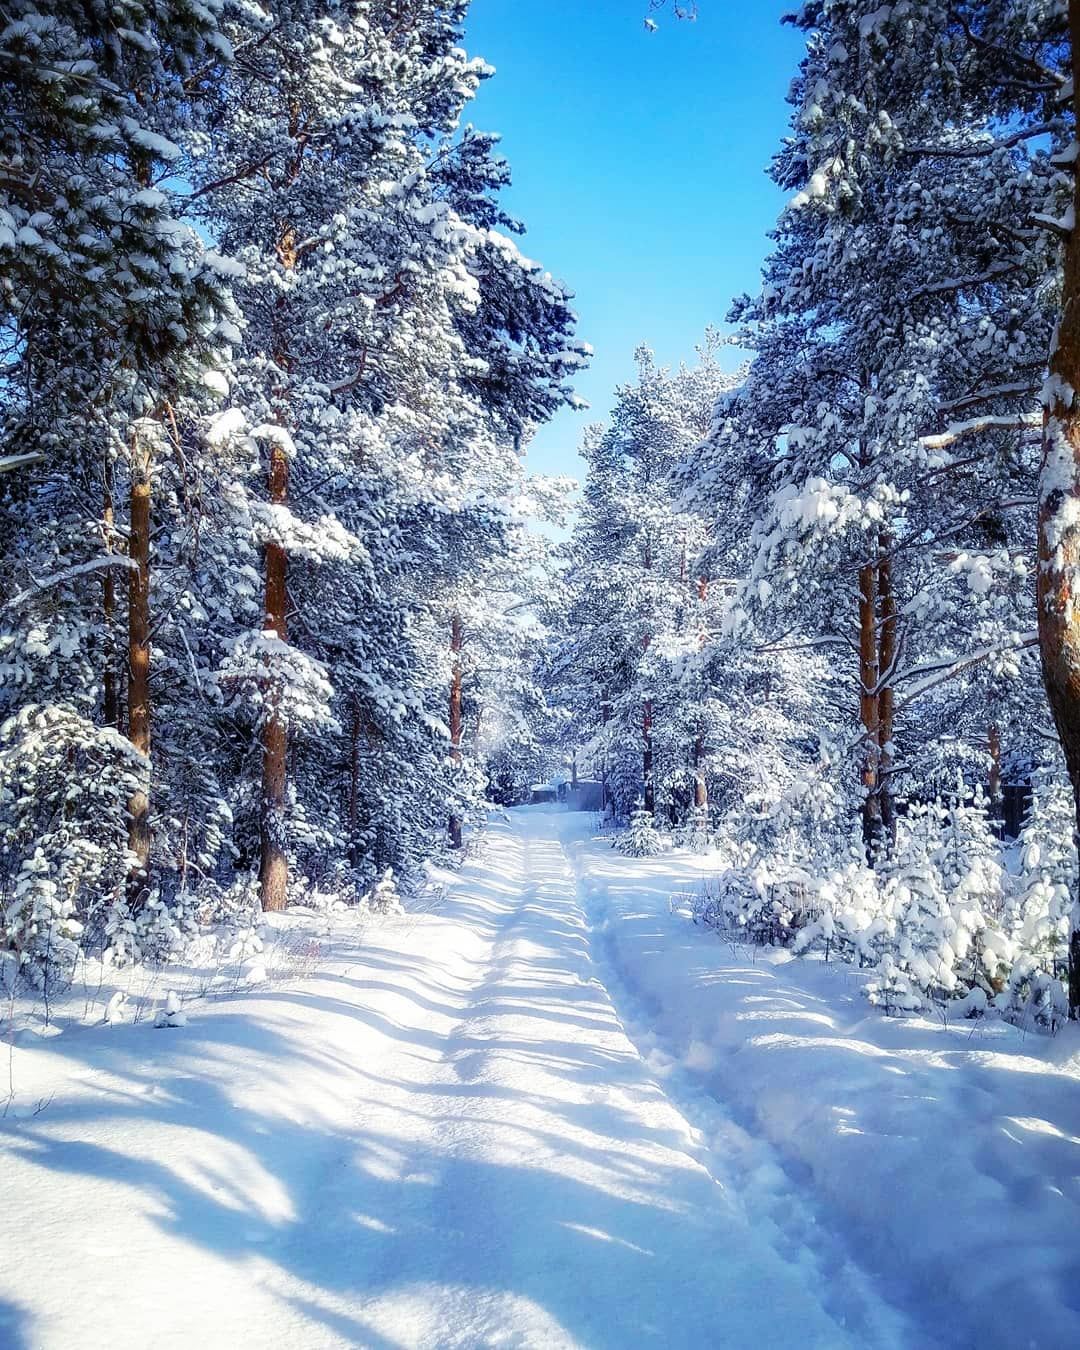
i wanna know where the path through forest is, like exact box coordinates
[1,809,915,1349]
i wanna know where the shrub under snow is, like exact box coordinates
[692,777,1072,1030]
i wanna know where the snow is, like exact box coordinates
[568,817,1080,1349]
[1,807,1078,1347]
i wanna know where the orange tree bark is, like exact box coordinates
[877,536,897,844]
[259,441,289,912]
[858,559,882,857]
[1037,1,1080,1015]
[103,457,119,729]
[259,218,298,913]
[127,435,152,906]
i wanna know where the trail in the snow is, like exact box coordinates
[3,808,907,1349]
[558,812,922,1350]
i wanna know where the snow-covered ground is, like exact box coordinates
[1,807,1077,1348]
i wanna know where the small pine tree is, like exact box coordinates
[873,803,956,1008]
[936,783,1012,997]
[1005,771,1075,1028]
[365,869,404,917]
[678,802,712,852]
[620,799,665,857]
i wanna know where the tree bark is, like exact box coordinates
[448,611,464,848]
[259,216,297,914]
[877,537,897,845]
[641,618,654,813]
[349,695,362,865]
[988,722,1003,814]
[126,436,152,907]
[858,559,882,856]
[1037,2,1080,1016]
[102,457,119,730]
[643,698,654,814]
[259,441,289,912]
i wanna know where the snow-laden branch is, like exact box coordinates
[893,632,1038,711]
[902,122,1055,159]
[939,381,1040,415]
[6,556,138,612]
[908,261,1022,302]
[920,412,1042,449]
[0,452,44,473]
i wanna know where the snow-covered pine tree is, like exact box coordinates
[192,0,585,906]
[620,798,666,858]
[0,0,239,965]
[552,341,736,829]
[686,1,1055,865]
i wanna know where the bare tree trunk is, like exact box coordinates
[259,442,289,912]
[693,734,707,810]
[448,611,464,849]
[877,537,897,845]
[988,722,1003,813]
[858,559,881,857]
[259,219,297,914]
[1038,3,1080,1016]
[102,457,119,730]
[127,434,152,906]
[643,698,654,814]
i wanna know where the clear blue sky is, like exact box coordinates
[463,0,805,483]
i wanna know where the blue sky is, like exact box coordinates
[464,0,805,483]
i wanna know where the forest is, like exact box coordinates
[3,3,1080,1347]
[3,0,1077,1028]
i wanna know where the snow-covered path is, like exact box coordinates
[2,809,905,1349]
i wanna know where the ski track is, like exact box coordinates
[1,808,911,1349]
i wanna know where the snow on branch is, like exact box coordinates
[0,451,44,473]
[901,122,1055,159]
[6,556,138,612]
[920,413,1042,450]
[893,632,1038,711]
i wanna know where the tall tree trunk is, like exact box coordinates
[259,218,297,914]
[127,433,152,906]
[349,695,362,865]
[102,457,119,729]
[600,695,611,814]
[858,559,881,857]
[988,722,1003,815]
[448,611,464,848]
[641,616,654,814]
[1038,3,1080,1016]
[693,734,707,810]
[259,442,289,912]
[877,537,897,845]
[643,698,654,814]
[694,575,708,812]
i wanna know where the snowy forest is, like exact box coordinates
[4,2,1080,1347]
